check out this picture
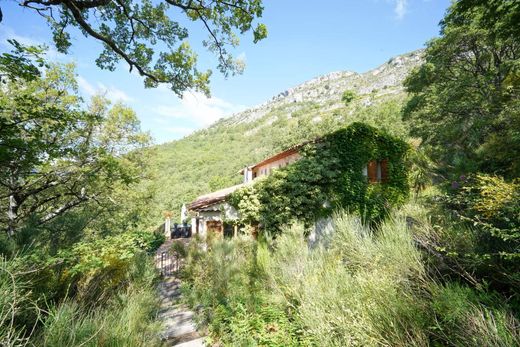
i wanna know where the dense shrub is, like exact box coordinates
[38,255,161,346]
[441,174,520,300]
[182,235,308,346]
[184,206,520,346]
[182,208,519,346]
[1,230,163,346]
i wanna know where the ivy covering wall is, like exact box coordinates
[229,122,409,234]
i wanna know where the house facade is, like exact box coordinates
[187,143,311,238]
[185,134,392,239]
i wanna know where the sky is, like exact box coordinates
[0,0,451,144]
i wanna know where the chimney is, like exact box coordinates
[243,166,252,183]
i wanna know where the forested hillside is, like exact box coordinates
[147,50,422,221]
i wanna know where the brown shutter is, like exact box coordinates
[367,160,378,183]
[381,159,389,183]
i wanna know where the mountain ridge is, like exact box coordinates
[209,49,423,128]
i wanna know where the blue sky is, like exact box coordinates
[0,0,450,143]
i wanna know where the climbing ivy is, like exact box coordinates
[229,122,409,234]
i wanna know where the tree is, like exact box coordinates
[0,45,150,237]
[341,90,356,105]
[6,0,267,96]
[403,0,520,178]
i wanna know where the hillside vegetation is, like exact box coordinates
[146,51,422,221]
[2,0,520,346]
[175,1,520,346]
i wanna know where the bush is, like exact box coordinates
[182,209,520,346]
[49,230,163,304]
[38,254,160,346]
[442,174,520,300]
[342,90,356,105]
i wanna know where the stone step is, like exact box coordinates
[173,336,206,347]
[155,241,206,346]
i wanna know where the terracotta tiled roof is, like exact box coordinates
[190,138,323,211]
[188,183,244,211]
[239,137,322,174]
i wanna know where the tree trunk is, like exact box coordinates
[7,194,17,237]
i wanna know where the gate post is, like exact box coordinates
[163,211,172,240]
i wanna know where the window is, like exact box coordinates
[366,160,388,183]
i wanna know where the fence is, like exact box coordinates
[155,249,181,277]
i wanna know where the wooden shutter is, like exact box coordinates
[381,159,389,183]
[367,160,378,183]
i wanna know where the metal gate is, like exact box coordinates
[155,249,181,277]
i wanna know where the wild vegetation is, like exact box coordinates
[180,207,519,346]
[1,0,520,346]
[0,43,164,345]
[175,1,520,345]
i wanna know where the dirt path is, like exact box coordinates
[156,240,205,346]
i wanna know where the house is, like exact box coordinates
[186,135,391,239]
[186,144,305,238]
[240,141,306,183]
[187,184,243,238]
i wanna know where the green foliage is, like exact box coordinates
[341,89,356,105]
[440,174,520,299]
[38,258,160,347]
[403,0,520,178]
[0,46,162,345]
[13,0,267,95]
[0,40,47,82]
[181,235,310,346]
[230,123,409,233]
[0,45,151,238]
[452,175,520,248]
[182,209,520,346]
[407,143,437,198]
[53,231,161,304]
[1,240,161,346]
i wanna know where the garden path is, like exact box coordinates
[156,240,205,346]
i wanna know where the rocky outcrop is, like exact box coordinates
[220,50,423,126]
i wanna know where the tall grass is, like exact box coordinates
[0,251,162,347]
[40,285,160,347]
[0,258,39,346]
[182,208,520,346]
[37,252,161,346]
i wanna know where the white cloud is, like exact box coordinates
[0,25,69,61]
[394,0,408,19]
[77,76,97,96]
[78,75,133,103]
[153,90,246,127]
[0,26,40,47]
